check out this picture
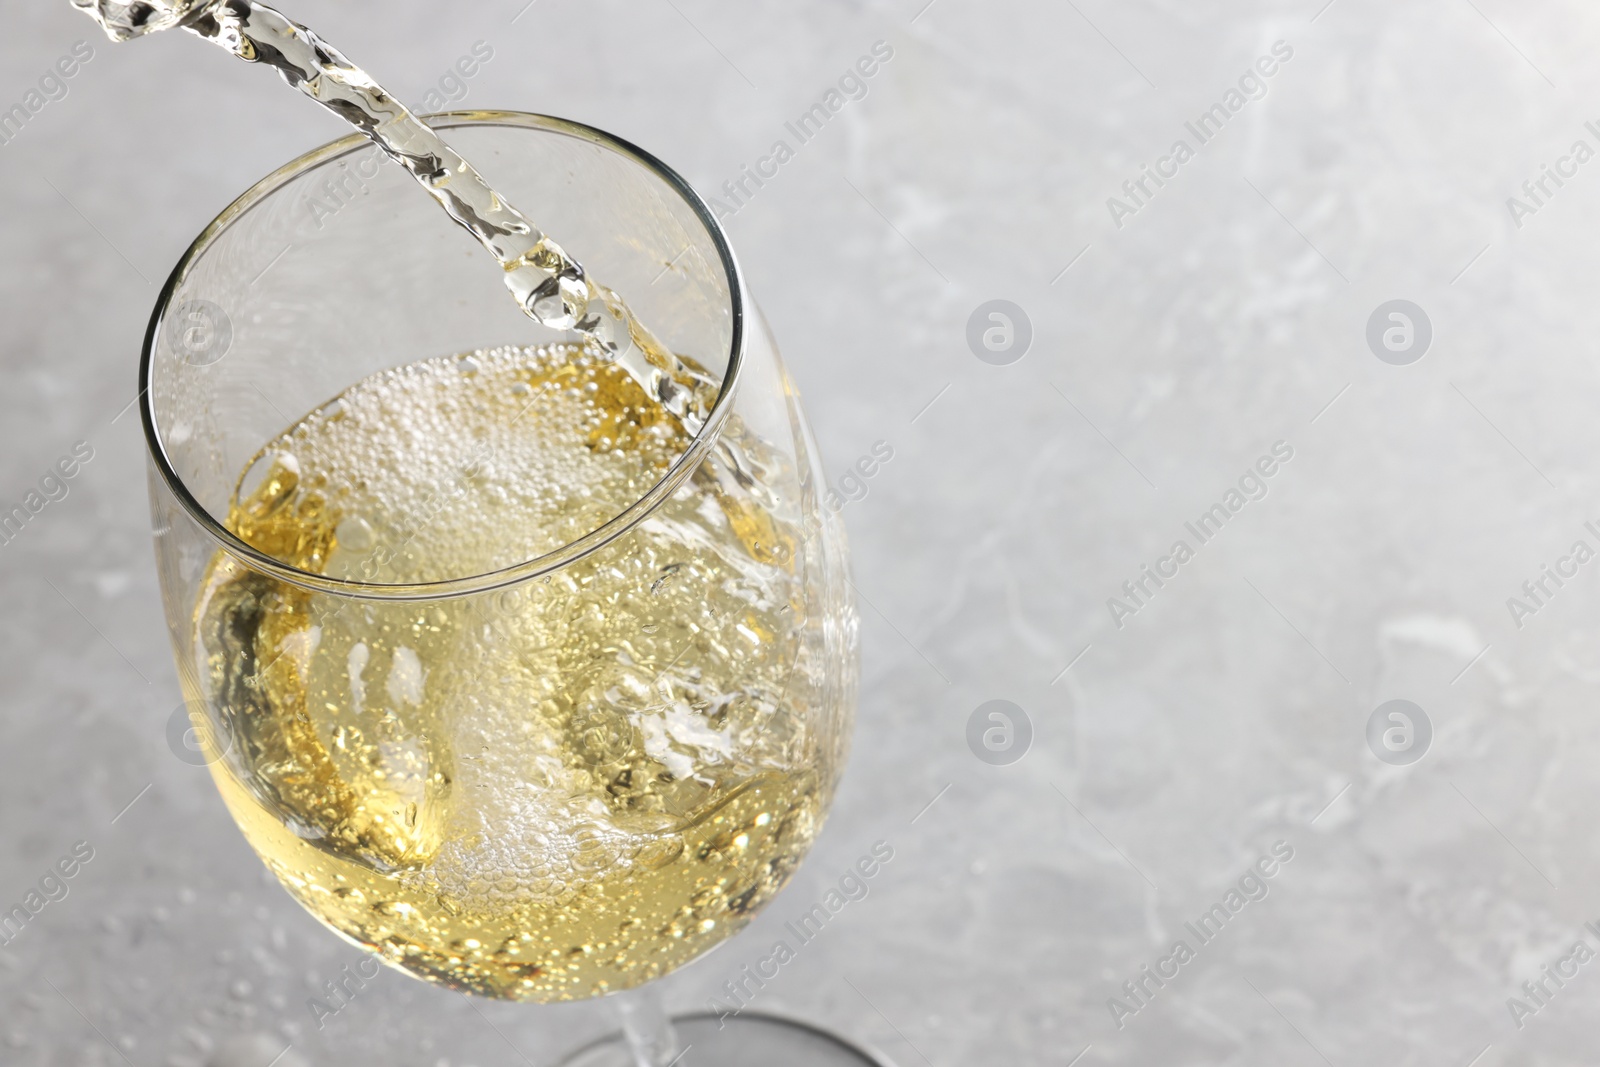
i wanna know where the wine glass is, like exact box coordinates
[142,111,874,1065]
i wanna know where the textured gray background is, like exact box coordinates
[4,0,1600,1064]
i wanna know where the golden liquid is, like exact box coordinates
[188,343,832,1000]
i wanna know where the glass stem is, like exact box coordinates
[617,985,680,1067]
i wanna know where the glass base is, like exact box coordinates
[557,1011,894,1067]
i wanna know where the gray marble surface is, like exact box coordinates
[5,0,1600,1063]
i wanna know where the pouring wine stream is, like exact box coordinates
[74,0,713,434]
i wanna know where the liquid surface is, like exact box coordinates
[190,344,833,1000]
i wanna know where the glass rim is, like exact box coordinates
[140,109,747,602]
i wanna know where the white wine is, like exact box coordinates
[188,343,837,1000]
